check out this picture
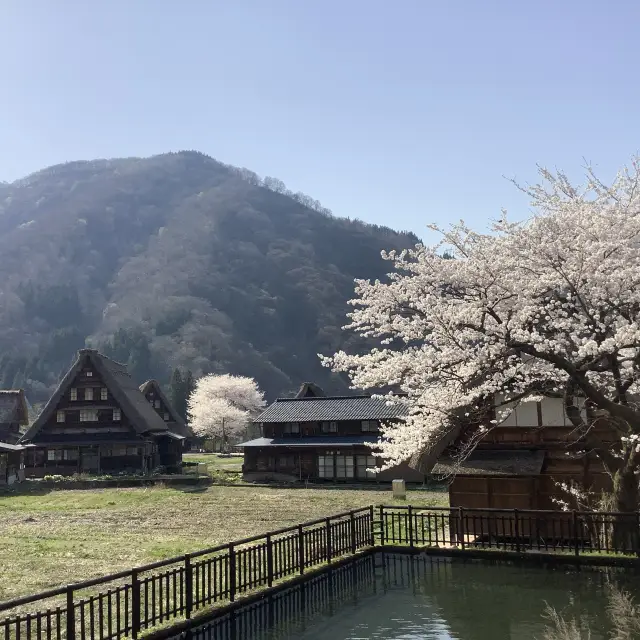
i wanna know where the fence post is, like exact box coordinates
[266,533,274,587]
[229,544,236,602]
[369,505,375,546]
[407,505,414,547]
[66,585,75,640]
[636,512,640,558]
[184,553,193,619]
[459,507,465,550]
[513,509,520,553]
[572,511,579,558]
[379,505,385,546]
[350,511,357,554]
[298,525,305,575]
[326,518,332,564]
[131,569,141,640]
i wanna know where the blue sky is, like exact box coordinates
[1,1,639,241]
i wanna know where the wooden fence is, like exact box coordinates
[2,505,640,640]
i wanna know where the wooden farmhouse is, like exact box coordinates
[139,379,195,450]
[0,389,29,444]
[240,383,423,483]
[20,349,185,476]
[0,390,29,485]
[431,394,617,538]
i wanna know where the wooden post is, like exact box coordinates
[298,525,305,575]
[66,585,75,640]
[407,505,414,547]
[379,505,385,545]
[131,569,141,640]
[369,505,375,546]
[636,512,640,558]
[572,510,579,558]
[184,554,193,619]
[325,518,332,564]
[266,533,274,587]
[459,507,465,550]
[514,509,520,553]
[350,511,357,554]
[229,544,236,602]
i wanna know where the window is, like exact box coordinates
[361,420,378,432]
[163,412,170,421]
[278,455,295,469]
[318,454,334,479]
[101,388,108,401]
[47,449,78,462]
[154,399,161,409]
[335,454,354,479]
[79,409,98,422]
[56,411,65,423]
[112,408,121,422]
[70,388,78,401]
[283,422,300,435]
[85,371,93,377]
[321,421,338,433]
[356,455,378,479]
[85,388,93,401]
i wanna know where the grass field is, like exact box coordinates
[183,452,243,480]
[0,484,447,601]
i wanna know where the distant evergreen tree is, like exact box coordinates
[184,370,196,413]
[169,368,186,419]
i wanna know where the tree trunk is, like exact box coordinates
[611,467,639,553]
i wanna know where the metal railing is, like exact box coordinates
[379,505,640,557]
[2,504,640,640]
[0,507,374,640]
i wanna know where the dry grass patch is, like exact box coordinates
[0,484,447,601]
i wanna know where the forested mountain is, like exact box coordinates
[0,151,419,402]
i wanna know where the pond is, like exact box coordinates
[181,553,640,640]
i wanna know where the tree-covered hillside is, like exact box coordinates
[0,151,419,401]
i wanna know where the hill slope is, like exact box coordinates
[0,151,419,401]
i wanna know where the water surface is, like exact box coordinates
[188,553,639,640]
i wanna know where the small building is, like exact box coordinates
[239,384,423,483]
[0,442,25,485]
[140,380,195,450]
[21,349,185,476]
[0,389,29,444]
[431,394,616,540]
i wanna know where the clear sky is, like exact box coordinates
[1,0,639,240]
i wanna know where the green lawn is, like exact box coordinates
[0,484,447,601]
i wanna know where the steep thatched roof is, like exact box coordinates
[21,350,168,442]
[139,379,194,438]
[0,390,29,426]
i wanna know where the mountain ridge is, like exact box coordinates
[0,151,419,402]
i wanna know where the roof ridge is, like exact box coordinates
[276,395,373,402]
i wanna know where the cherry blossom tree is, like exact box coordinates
[325,159,640,524]
[187,374,266,449]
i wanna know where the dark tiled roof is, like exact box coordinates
[21,350,168,443]
[139,380,194,439]
[238,436,380,448]
[432,450,546,477]
[0,390,29,426]
[254,395,408,423]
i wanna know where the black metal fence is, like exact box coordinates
[0,507,374,640]
[3,505,640,640]
[379,505,640,557]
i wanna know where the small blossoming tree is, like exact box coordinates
[325,159,640,528]
[187,374,266,449]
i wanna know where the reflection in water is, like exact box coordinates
[176,553,639,640]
